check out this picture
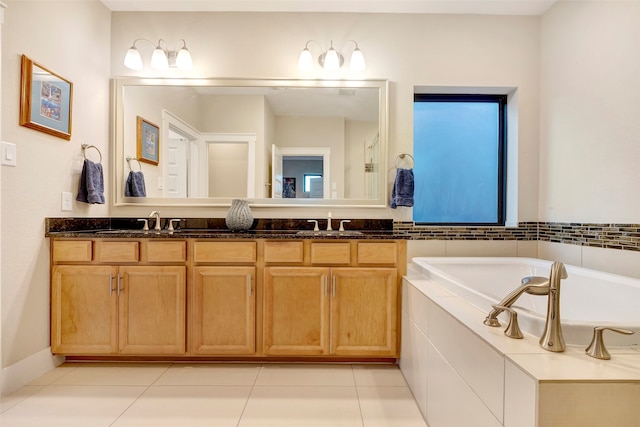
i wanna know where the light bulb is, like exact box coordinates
[176,47,192,70]
[323,47,340,71]
[298,48,314,71]
[151,46,169,70]
[350,48,366,72]
[124,46,143,70]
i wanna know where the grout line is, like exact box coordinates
[351,364,366,426]
[106,362,173,427]
[235,363,263,427]
[0,385,46,415]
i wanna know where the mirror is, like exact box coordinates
[112,78,388,207]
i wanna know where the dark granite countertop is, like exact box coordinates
[45,217,410,240]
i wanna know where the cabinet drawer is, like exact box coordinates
[310,242,351,264]
[194,241,256,263]
[357,242,397,264]
[264,241,304,263]
[146,241,187,262]
[53,240,93,262]
[95,241,140,263]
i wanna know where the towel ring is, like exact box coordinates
[81,144,102,163]
[126,156,142,172]
[395,153,414,168]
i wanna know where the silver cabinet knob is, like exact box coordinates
[492,304,523,339]
[585,326,634,360]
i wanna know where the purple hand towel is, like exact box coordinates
[390,168,414,209]
[76,159,105,204]
[125,171,147,197]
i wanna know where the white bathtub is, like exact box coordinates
[411,257,640,346]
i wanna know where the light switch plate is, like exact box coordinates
[61,192,73,211]
[1,141,17,167]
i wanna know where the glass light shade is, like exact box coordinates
[298,48,314,71]
[151,47,169,70]
[350,48,366,72]
[124,47,143,70]
[323,48,340,71]
[176,48,193,70]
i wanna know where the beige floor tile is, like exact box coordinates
[0,385,146,427]
[52,362,171,386]
[357,386,428,427]
[239,385,363,426]
[154,363,261,386]
[111,385,251,427]
[352,364,408,387]
[27,363,80,385]
[0,386,44,414]
[255,364,355,386]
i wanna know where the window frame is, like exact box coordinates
[413,93,508,226]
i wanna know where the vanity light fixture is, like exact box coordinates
[298,40,366,72]
[124,39,193,71]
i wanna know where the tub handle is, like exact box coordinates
[585,326,635,360]
[492,305,523,339]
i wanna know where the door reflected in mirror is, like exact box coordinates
[113,78,387,207]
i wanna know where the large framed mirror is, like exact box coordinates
[112,78,388,207]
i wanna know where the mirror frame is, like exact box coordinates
[111,77,389,208]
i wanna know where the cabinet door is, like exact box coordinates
[263,267,331,355]
[331,268,398,356]
[191,266,256,355]
[118,266,186,355]
[51,265,118,354]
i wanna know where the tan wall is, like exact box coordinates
[1,0,111,373]
[109,11,541,221]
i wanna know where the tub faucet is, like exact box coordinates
[539,261,568,352]
[483,275,550,327]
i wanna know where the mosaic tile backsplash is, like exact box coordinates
[394,221,640,252]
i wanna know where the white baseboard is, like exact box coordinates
[1,347,64,396]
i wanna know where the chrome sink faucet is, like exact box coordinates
[149,210,162,231]
[539,261,568,352]
[326,212,333,231]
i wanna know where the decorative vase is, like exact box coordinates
[225,199,254,231]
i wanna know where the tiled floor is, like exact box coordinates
[0,362,427,426]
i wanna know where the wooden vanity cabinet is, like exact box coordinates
[190,241,257,355]
[50,237,404,360]
[262,240,402,358]
[51,265,118,354]
[263,267,331,355]
[51,240,187,355]
[331,267,397,356]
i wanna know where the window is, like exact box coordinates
[303,174,322,192]
[413,94,507,225]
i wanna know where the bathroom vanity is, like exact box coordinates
[47,221,406,362]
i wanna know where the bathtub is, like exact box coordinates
[411,257,640,346]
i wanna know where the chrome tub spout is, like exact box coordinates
[483,276,550,327]
[539,261,568,352]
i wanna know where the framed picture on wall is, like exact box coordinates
[283,177,296,198]
[19,54,73,140]
[136,116,159,165]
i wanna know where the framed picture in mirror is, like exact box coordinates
[283,177,296,198]
[19,54,73,140]
[136,116,159,165]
